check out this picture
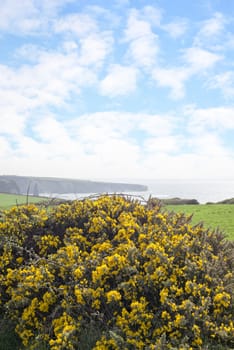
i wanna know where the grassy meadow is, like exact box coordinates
[166,204,234,240]
[0,193,49,209]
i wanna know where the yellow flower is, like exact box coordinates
[161,311,170,320]
[16,257,23,264]
[214,292,231,308]
[160,287,169,304]
[74,286,84,304]
[106,290,122,303]
[174,314,185,327]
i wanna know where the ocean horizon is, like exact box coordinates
[41,178,234,204]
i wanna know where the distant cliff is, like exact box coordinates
[0,176,147,196]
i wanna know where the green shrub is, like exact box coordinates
[0,196,233,349]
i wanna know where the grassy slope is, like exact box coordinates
[0,193,47,209]
[166,204,234,240]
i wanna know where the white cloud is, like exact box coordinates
[0,51,97,117]
[149,17,224,100]
[127,36,159,68]
[0,108,233,180]
[31,118,83,159]
[14,136,47,158]
[163,19,188,38]
[0,0,75,34]
[194,12,226,48]
[138,114,174,137]
[0,48,101,160]
[15,44,46,62]
[67,111,173,140]
[63,111,177,179]
[0,0,39,33]
[151,46,222,100]
[142,5,162,27]
[134,150,234,180]
[207,71,234,99]
[62,41,79,53]
[0,137,11,156]
[182,47,222,72]
[24,111,173,178]
[187,132,228,157]
[54,13,98,37]
[38,0,75,14]
[144,136,182,154]
[54,12,113,67]
[34,117,69,143]
[99,64,138,97]
[0,2,233,181]
[185,106,234,132]
[66,112,175,164]
[90,138,141,174]
[199,12,225,36]
[124,8,160,68]
[79,32,113,67]
[0,105,28,136]
[152,67,190,99]
[85,5,119,28]
[124,9,157,41]
[225,34,234,50]
[0,66,33,135]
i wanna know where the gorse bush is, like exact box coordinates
[0,196,233,349]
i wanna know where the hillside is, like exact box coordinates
[0,175,147,196]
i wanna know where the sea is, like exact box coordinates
[41,179,234,205]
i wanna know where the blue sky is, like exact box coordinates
[0,0,233,180]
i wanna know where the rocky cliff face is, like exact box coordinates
[0,176,147,195]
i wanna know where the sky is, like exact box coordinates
[0,0,234,181]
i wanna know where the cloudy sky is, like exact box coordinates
[0,0,234,181]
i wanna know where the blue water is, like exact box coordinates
[42,179,234,204]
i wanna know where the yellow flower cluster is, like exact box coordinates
[0,195,233,349]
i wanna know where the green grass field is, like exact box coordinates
[166,204,234,240]
[0,193,48,209]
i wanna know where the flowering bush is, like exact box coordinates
[0,196,233,349]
